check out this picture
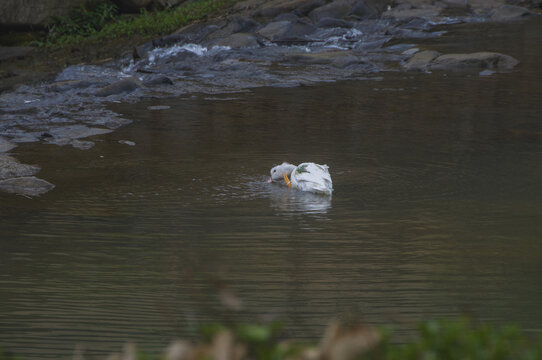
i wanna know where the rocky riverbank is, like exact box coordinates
[0,0,540,196]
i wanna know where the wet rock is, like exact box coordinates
[0,176,55,196]
[0,137,16,153]
[0,154,39,180]
[490,5,535,20]
[382,5,443,20]
[316,17,355,28]
[133,42,154,60]
[153,33,185,48]
[95,79,139,97]
[402,50,441,70]
[119,140,136,146]
[285,51,361,68]
[257,19,317,42]
[143,76,174,86]
[251,0,318,18]
[210,33,262,49]
[348,1,378,19]
[206,17,260,41]
[0,47,33,61]
[70,139,95,150]
[430,52,519,70]
[296,0,328,15]
[48,80,93,92]
[308,0,357,22]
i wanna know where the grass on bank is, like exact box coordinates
[2,318,542,360]
[42,0,239,48]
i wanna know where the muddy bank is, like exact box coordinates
[0,0,540,196]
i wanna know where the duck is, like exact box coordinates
[268,162,333,195]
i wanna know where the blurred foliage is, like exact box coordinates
[2,319,542,359]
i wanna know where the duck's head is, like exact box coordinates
[269,162,296,183]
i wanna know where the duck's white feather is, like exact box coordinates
[269,162,333,195]
[291,163,333,195]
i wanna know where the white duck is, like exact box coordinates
[269,162,333,195]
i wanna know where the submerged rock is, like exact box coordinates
[0,154,39,180]
[0,137,16,153]
[0,176,55,196]
[430,52,519,70]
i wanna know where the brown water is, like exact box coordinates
[1,19,542,359]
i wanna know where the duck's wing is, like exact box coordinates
[292,163,333,194]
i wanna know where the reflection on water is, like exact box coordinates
[1,18,542,360]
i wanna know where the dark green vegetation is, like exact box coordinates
[3,319,541,359]
[41,0,238,47]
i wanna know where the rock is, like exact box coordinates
[48,80,93,92]
[309,0,357,22]
[0,0,87,27]
[147,105,171,110]
[70,139,95,150]
[252,0,320,18]
[143,76,174,86]
[210,33,261,49]
[96,79,139,97]
[206,17,260,41]
[152,33,185,48]
[430,52,519,70]
[0,47,33,61]
[285,51,361,68]
[316,17,355,28]
[0,176,55,196]
[133,42,154,60]
[402,50,441,70]
[257,19,317,42]
[348,1,378,19]
[490,5,535,21]
[44,125,113,148]
[296,0,327,15]
[0,137,16,153]
[0,154,40,180]
[382,6,443,20]
[119,140,136,146]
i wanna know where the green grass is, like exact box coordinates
[42,0,239,48]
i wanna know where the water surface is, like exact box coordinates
[1,18,541,359]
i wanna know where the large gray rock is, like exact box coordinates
[490,5,535,21]
[309,0,355,21]
[402,50,441,71]
[0,155,39,180]
[0,176,55,196]
[430,52,519,70]
[0,0,87,27]
[257,19,317,42]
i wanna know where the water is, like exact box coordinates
[1,19,542,359]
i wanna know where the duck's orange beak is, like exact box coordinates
[282,172,291,188]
